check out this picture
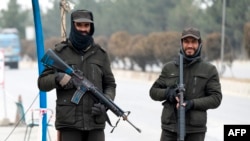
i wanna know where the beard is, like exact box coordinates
[184,48,196,57]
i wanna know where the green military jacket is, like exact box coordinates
[150,57,222,133]
[38,41,116,131]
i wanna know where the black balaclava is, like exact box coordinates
[69,9,94,51]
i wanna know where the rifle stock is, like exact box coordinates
[177,54,185,141]
[41,49,141,133]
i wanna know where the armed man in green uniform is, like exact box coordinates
[150,27,222,141]
[38,9,116,141]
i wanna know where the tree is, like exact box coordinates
[42,0,63,39]
[108,31,131,68]
[203,32,232,62]
[128,34,150,71]
[0,0,29,39]
[206,0,250,58]
[147,31,180,64]
[243,22,250,59]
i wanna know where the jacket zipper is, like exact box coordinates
[193,76,197,94]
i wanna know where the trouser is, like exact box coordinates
[160,129,205,141]
[60,128,105,141]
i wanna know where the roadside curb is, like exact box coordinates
[220,78,250,97]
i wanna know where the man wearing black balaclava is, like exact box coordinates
[38,9,116,141]
[69,9,94,52]
[149,27,222,141]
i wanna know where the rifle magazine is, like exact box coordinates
[71,88,86,104]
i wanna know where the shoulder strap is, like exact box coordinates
[104,112,117,130]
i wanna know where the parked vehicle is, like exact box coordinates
[0,28,21,69]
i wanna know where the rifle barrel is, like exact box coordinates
[125,118,142,133]
[178,54,185,141]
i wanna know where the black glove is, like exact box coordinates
[91,103,107,124]
[184,100,194,111]
[165,87,178,103]
[55,72,74,89]
[91,103,106,116]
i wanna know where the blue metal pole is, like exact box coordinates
[31,0,47,141]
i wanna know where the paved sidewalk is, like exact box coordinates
[0,126,57,141]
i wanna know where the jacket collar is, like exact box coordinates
[174,55,201,67]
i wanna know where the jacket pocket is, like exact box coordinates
[89,59,103,75]
[192,73,208,96]
[161,102,177,125]
[88,59,104,87]
[187,110,207,127]
[56,100,76,124]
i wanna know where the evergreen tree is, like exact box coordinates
[0,0,29,39]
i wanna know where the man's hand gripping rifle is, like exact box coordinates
[41,49,141,133]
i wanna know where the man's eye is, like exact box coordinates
[76,23,90,27]
[76,23,81,26]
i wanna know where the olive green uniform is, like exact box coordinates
[150,57,222,137]
[38,42,116,131]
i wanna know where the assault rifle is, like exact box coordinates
[177,53,185,141]
[41,49,141,133]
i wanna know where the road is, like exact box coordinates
[0,66,250,141]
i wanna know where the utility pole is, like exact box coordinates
[220,0,226,76]
[31,0,47,140]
